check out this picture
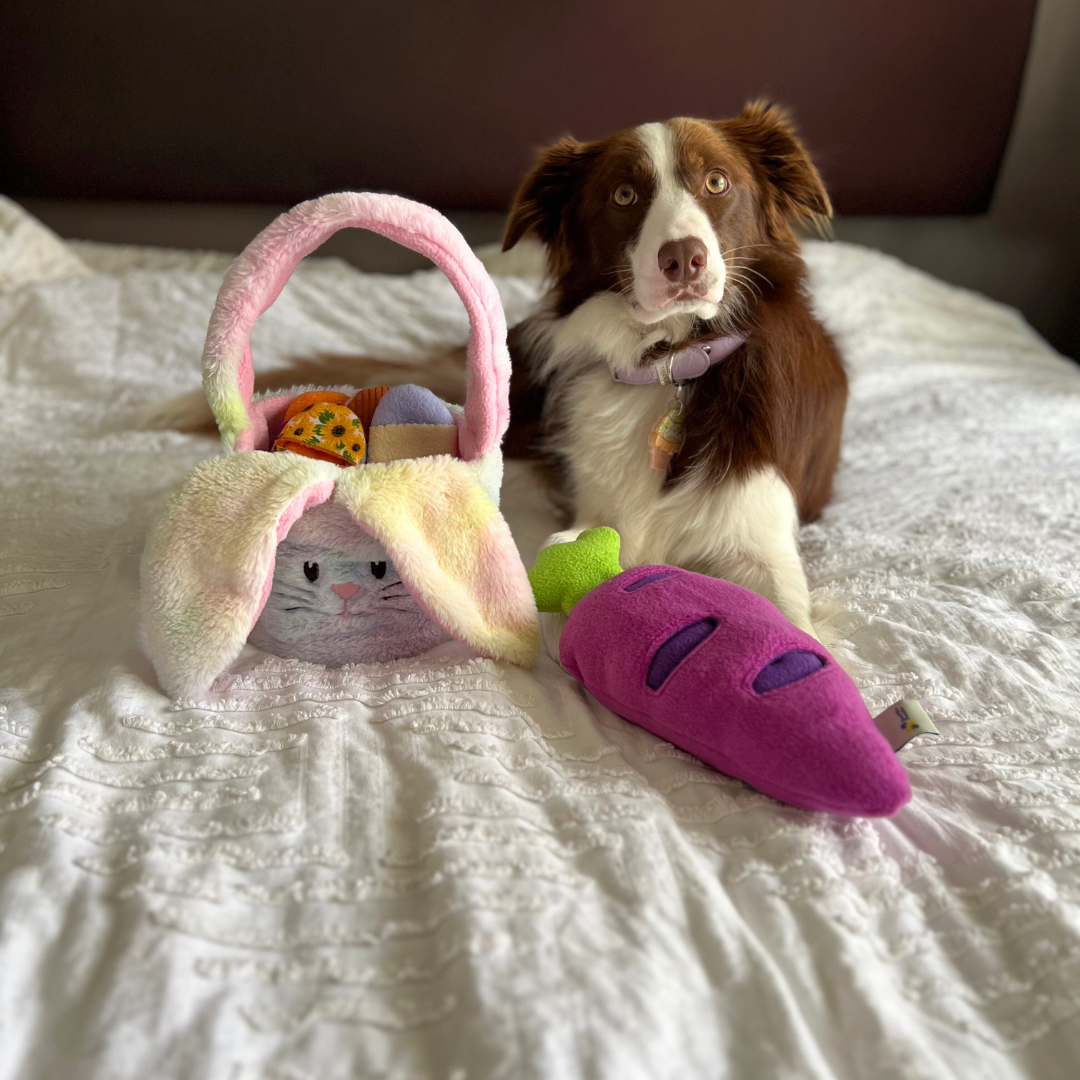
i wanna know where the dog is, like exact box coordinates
[502,102,847,636]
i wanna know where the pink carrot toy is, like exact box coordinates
[529,528,912,817]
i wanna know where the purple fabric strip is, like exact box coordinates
[752,650,825,694]
[624,571,678,592]
[645,617,719,690]
[613,334,746,385]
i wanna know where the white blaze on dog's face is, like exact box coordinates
[627,122,726,321]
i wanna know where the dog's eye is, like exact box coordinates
[370,562,387,580]
[612,184,637,206]
[705,171,729,195]
[303,561,319,582]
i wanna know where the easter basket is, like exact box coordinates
[141,192,539,698]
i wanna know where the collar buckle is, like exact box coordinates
[656,354,677,386]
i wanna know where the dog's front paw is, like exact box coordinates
[541,528,588,550]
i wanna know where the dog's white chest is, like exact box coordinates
[561,372,691,561]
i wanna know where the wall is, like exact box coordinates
[14,0,1078,356]
[833,0,1080,358]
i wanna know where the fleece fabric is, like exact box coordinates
[201,191,510,459]
[142,451,538,698]
[247,532,452,666]
[559,564,911,816]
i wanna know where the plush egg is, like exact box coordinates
[367,384,458,462]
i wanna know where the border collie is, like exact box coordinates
[504,102,847,635]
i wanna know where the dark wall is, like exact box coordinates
[1,0,1035,214]
[836,0,1080,360]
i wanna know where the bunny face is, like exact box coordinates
[248,539,450,666]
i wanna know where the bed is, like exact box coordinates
[1,194,1079,1079]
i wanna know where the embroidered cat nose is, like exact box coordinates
[331,582,361,600]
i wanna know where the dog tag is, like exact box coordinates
[649,402,686,470]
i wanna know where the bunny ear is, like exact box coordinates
[141,452,338,698]
[142,450,539,696]
[202,192,510,460]
[334,458,540,669]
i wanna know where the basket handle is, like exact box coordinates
[201,192,510,460]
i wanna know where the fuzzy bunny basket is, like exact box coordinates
[142,192,540,698]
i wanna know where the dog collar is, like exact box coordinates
[613,334,746,386]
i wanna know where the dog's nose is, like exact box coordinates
[331,582,361,600]
[658,238,707,283]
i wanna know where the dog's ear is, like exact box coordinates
[720,102,832,241]
[503,137,594,251]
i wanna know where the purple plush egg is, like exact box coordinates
[367,384,458,463]
[559,566,911,817]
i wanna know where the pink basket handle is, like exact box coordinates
[201,192,510,460]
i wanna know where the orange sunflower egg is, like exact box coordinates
[273,399,367,467]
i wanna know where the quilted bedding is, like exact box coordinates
[1,195,1079,1079]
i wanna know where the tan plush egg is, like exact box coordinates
[367,384,459,463]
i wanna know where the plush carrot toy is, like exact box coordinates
[529,528,916,817]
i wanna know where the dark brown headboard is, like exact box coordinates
[0,1,1036,214]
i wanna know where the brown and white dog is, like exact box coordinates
[504,103,847,635]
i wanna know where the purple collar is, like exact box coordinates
[613,334,746,386]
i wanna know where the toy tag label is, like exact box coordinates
[874,699,939,751]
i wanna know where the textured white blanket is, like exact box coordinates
[1,196,1078,1080]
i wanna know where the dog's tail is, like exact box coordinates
[139,350,468,433]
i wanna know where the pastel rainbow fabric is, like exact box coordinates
[141,193,539,697]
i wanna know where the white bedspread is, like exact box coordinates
[1,195,1078,1080]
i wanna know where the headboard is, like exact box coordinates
[0,0,1037,215]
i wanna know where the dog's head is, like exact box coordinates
[504,103,830,326]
